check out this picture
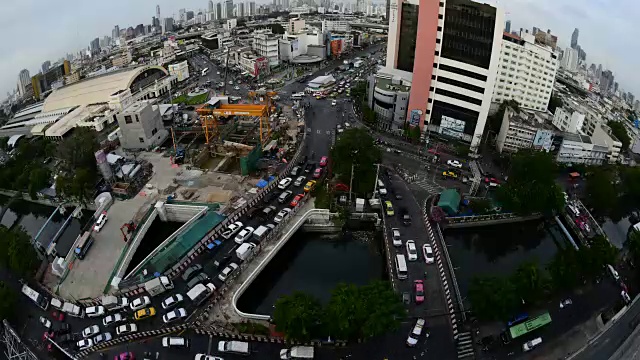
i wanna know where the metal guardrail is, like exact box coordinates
[445,212,518,223]
[435,222,466,322]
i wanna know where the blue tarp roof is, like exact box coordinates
[256,179,268,188]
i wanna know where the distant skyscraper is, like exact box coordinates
[614,82,619,93]
[600,70,614,94]
[249,1,256,15]
[216,2,222,19]
[179,8,186,22]
[209,0,214,13]
[561,46,578,72]
[42,61,51,73]
[186,11,195,20]
[570,28,579,49]
[156,4,161,20]
[112,25,120,41]
[505,20,511,33]
[597,64,602,78]
[90,37,100,54]
[163,17,174,33]
[17,69,30,97]
[226,0,234,18]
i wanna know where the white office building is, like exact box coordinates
[554,132,608,166]
[167,61,190,82]
[252,29,280,67]
[495,106,555,153]
[591,123,622,163]
[366,68,412,131]
[561,47,579,72]
[322,20,350,33]
[552,105,585,134]
[492,32,558,111]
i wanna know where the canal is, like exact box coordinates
[445,219,568,297]
[237,229,385,315]
[124,217,184,274]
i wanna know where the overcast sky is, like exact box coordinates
[2,0,638,99]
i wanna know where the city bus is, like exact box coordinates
[508,312,551,340]
[201,68,209,76]
[74,231,94,260]
[21,284,49,310]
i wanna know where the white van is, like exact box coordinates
[236,243,256,261]
[218,340,250,355]
[523,337,542,352]
[252,225,270,242]
[186,283,216,306]
[607,264,620,281]
[395,254,408,280]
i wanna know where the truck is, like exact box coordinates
[368,198,381,210]
[280,346,315,359]
[62,302,84,318]
[355,198,365,212]
[218,340,250,355]
[236,242,256,261]
[144,276,174,297]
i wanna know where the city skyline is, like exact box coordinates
[1,0,638,101]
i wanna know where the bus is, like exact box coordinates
[201,68,209,76]
[75,231,95,260]
[395,254,408,280]
[508,312,551,340]
[21,284,49,310]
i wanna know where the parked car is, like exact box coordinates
[303,180,316,193]
[116,324,138,336]
[523,337,543,352]
[134,307,156,321]
[442,171,457,179]
[39,316,51,329]
[423,244,434,264]
[294,176,306,187]
[77,338,93,350]
[102,313,124,327]
[94,211,108,232]
[218,263,239,282]
[304,163,315,173]
[92,332,112,345]
[163,308,188,323]
[187,273,210,289]
[182,264,203,281]
[161,294,184,310]
[278,190,293,203]
[82,325,100,338]
[274,208,292,223]
[221,221,243,239]
[447,159,462,168]
[290,194,305,207]
[278,177,293,189]
[234,227,255,244]
[129,296,151,311]
[406,240,418,261]
[291,166,301,176]
[414,280,425,304]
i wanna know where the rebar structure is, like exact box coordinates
[1,320,38,360]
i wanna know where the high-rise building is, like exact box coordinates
[613,82,619,93]
[226,0,234,19]
[216,2,222,19]
[597,64,602,78]
[17,69,30,97]
[163,17,174,33]
[570,27,579,49]
[282,0,289,10]
[42,61,51,74]
[90,37,101,54]
[209,0,214,13]
[179,8,186,22]
[221,2,229,18]
[152,16,160,28]
[112,25,120,41]
[505,20,511,33]
[156,4,161,20]
[600,70,614,94]
[186,11,195,20]
[628,94,635,106]
[385,0,390,21]
[249,1,256,15]
[492,32,558,111]
[561,46,578,72]
[385,0,503,150]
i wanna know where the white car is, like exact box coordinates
[82,325,100,338]
[447,160,463,168]
[93,332,112,345]
[77,338,93,350]
[406,318,425,346]
[162,308,188,323]
[129,296,151,311]
[39,316,51,329]
[423,244,435,264]
[294,176,306,187]
[278,177,293,189]
[234,86,240,90]
[218,263,239,282]
[234,227,255,244]
[195,355,224,360]
[391,228,402,247]
[85,305,105,318]
[161,294,184,310]
[102,313,124,326]
[221,221,243,239]
[523,337,542,352]
[94,211,108,232]
[406,240,418,261]
[116,323,138,336]
[622,290,631,303]
[332,100,337,106]
[274,208,292,223]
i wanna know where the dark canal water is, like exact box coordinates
[237,230,385,315]
[445,219,568,297]
[0,197,91,256]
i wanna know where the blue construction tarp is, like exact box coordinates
[256,179,269,188]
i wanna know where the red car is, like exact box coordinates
[313,168,323,179]
[52,311,65,322]
[290,194,304,207]
[115,353,135,360]
[319,156,328,166]
[414,280,425,304]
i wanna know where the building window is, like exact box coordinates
[397,3,419,73]
[435,88,483,106]
[436,38,441,44]
[151,128,157,135]
[430,86,434,91]
[437,26,442,32]
[438,14,444,19]
[435,51,440,56]
[139,137,145,143]
[124,115,133,124]
[433,63,438,68]
[438,76,485,93]
[135,115,139,122]
[438,64,487,82]
[428,98,433,103]
[431,75,436,80]
[439,1,444,6]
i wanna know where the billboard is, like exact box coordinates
[409,109,422,126]
[439,116,465,139]
[330,39,343,56]
[291,39,299,52]
[253,57,269,77]
[532,130,554,151]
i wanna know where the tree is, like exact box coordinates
[468,276,519,320]
[546,247,581,291]
[627,230,640,266]
[607,121,631,151]
[330,128,381,196]
[28,168,51,200]
[0,282,17,321]
[272,292,323,342]
[361,103,376,126]
[469,198,492,215]
[323,283,365,339]
[358,280,405,338]
[547,93,563,114]
[578,235,618,280]
[0,226,40,276]
[496,150,565,215]
[585,169,618,215]
[56,128,99,203]
[510,262,550,305]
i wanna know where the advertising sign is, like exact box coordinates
[330,40,343,56]
[532,129,554,151]
[439,116,466,139]
[409,109,422,126]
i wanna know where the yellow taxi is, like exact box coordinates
[304,180,317,193]
[385,201,394,216]
[442,171,458,179]
[134,307,156,321]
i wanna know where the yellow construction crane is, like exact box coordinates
[196,103,271,146]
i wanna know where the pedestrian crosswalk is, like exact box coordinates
[456,332,475,359]
[409,176,444,194]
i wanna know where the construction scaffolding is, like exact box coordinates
[196,103,272,146]
[1,320,39,360]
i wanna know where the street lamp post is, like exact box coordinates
[348,150,358,204]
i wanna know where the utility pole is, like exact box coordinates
[222,47,231,96]
[373,163,381,195]
[349,162,355,205]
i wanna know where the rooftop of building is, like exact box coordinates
[561,131,592,144]
[507,107,555,130]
